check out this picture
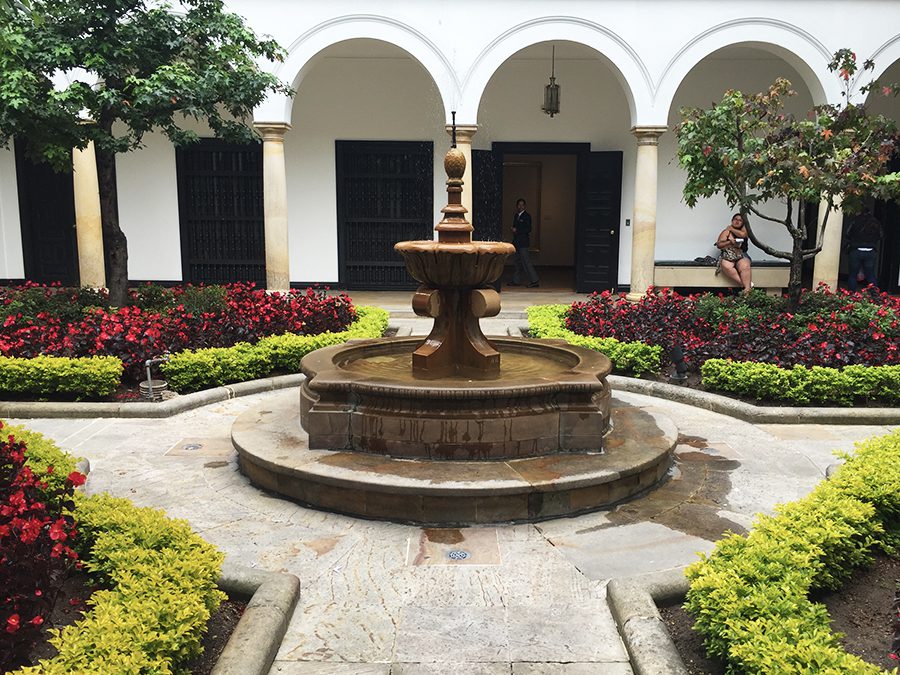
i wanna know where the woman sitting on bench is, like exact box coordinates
[716,213,753,293]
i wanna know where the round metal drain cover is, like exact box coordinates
[447,550,470,560]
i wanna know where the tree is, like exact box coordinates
[676,50,900,309]
[0,0,291,305]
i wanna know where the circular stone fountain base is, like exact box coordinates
[300,337,612,460]
[233,392,677,525]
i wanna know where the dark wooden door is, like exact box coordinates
[14,140,79,285]
[472,149,503,242]
[176,139,265,285]
[576,151,622,293]
[336,141,433,289]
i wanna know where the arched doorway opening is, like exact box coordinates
[660,44,818,288]
[474,41,631,292]
[287,38,446,289]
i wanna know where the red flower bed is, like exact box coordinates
[0,422,83,672]
[566,287,900,371]
[0,283,356,381]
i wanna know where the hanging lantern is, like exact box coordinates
[542,45,560,117]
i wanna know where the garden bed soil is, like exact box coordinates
[24,571,245,673]
[659,554,900,674]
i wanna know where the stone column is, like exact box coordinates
[72,142,106,288]
[446,124,477,224]
[626,126,666,301]
[255,122,292,291]
[812,197,844,290]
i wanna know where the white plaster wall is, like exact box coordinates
[286,40,446,283]
[233,0,900,125]
[658,49,815,263]
[0,147,24,278]
[115,133,182,280]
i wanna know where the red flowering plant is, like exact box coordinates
[0,283,357,383]
[567,286,900,373]
[0,421,83,671]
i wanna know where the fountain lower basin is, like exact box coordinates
[300,337,612,460]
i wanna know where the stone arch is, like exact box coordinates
[867,34,900,85]
[253,15,456,124]
[655,18,841,119]
[459,17,648,127]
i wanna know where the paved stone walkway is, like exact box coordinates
[6,308,897,674]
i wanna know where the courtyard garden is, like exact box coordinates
[1,283,898,672]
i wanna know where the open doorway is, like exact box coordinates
[501,155,577,288]
[473,141,622,292]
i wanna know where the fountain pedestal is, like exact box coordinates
[394,145,513,378]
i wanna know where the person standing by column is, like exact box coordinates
[508,198,539,288]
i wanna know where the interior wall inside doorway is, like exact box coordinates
[501,154,577,266]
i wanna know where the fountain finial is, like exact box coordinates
[435,115,472,243]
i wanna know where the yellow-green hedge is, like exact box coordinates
[0,355,123,400]
[258,305,389,371]
[12,430,224,675]
[701,359,900,406]
[159,341,273,393]
[161,305,389,393]
[684,429,900,674]
[526,304,661,376]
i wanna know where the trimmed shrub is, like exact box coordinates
[161,342,272,393]
[258,305,389,371]
[1,422,83,672]
[1,283,358,381]
[0,355,123,400]
[0,284,108,325]
[701,359,900,406]
[161,305,388,393]
[565,287,900,372]
[684,429,900,674]
[6,430,225,675]
[7,423,80,506]
[527,304,661,376]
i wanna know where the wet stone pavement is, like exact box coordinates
[7,387,895,674]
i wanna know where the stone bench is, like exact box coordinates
[654,261,790,295]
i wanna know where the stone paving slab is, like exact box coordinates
[6,386,897,673]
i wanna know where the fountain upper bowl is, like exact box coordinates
[394,240,515,288]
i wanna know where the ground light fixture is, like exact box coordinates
[542,45,560,117]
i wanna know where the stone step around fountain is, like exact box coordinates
[233,392,677,525]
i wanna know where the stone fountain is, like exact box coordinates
[232,131,676,524]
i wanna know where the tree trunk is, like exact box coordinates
[95,144,128,306]
[787,231,805,312]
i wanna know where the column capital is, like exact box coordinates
[254,122,292,142]
[445,124,478,144]
[631,126,667,146]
